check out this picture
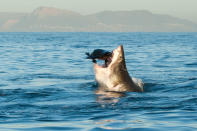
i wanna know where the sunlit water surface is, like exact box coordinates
[0,32,197,131]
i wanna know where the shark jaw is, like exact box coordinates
[94,45,125,69]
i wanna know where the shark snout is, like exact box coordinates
[117,45,123,52]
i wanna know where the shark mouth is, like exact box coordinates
[96,51,113,68]
[103,53,113,68]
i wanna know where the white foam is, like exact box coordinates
[132,77,144,91]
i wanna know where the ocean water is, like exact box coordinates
[0,32,197,131]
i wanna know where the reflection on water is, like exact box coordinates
[96,90,125,105]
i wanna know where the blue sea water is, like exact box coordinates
[0,32,197,131]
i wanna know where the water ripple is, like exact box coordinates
[0,32,197,130]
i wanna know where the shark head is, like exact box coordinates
[109,45,126,70]
[93,45,130,91]
[94,45,126,70]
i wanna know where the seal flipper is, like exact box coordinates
[85,52,91,59]
[86,52,97,63]
[92,59,96,63]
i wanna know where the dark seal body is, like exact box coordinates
[86,49,112,63]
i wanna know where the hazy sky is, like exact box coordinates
[0,0,196,22]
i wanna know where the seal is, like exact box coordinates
[86,49,112,63]
[92,45,144,92]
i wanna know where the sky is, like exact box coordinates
[0,0,197,22]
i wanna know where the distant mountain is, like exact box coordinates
[0,12,26,30]
[0,7,197,32]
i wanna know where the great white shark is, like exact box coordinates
[88,45,144,92]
